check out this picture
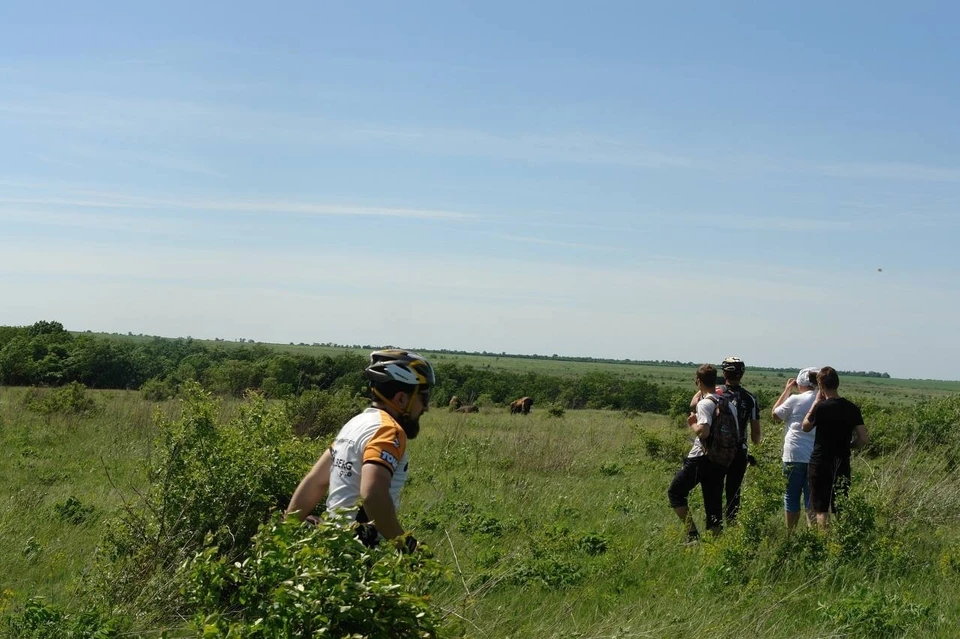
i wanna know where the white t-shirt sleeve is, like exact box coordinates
[696,397,715,428]
[774,395,795,421]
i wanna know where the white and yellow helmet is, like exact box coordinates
[364,349,436,388]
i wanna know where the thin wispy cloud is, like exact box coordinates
[28,153,84,169]
[0,193,477,221]
[1,92,696,170]
[493,234,626,251]
[814,161,960,184]
[673,213,864,233]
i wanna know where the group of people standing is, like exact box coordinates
[283,349,871,551]
[669,357,869,543]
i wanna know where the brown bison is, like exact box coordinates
[509,396,533,415]
[448,395,462,411]
[454,404,479,413]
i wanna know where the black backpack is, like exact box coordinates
[720,386,752,447]
[703,395,739,468]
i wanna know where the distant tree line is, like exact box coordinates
[0,321,368,398]
[0,321,886,414]
[369,346,890,379]
[0,321,701,413]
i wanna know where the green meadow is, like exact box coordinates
[2,379,959,637]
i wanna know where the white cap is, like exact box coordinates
[797,367,820,388]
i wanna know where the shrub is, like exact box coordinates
[818,585,929,638]
[284,387,366,439]
[474,392,494,408]
[599,462,624,476]
[140,376,176,401]
[547,405,565,418]
[182,514,447,638]
[24,382,99,416]
[867,395,960,459]
[0,597,125,638]
[53,496,95,525]
[91,382,316,615]
[638,430,687,463]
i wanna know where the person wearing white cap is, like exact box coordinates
[771,367,820,532]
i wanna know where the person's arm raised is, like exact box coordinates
[771,379,797,422]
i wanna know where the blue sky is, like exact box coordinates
[2,1,958,379]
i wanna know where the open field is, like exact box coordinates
[3,385,960,637]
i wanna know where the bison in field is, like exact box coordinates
[509,396,533,415]
[454,404,479,413]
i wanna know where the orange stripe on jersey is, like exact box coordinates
[362,410,407,475]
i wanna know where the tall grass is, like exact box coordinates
[1,388,959,637]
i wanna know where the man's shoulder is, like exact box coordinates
[338,407,396,436]
[726,385,758,402]
[698,393,719,406]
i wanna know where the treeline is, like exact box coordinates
[0,321,700,414]
[339,345,890,379]
[0,321,368,398]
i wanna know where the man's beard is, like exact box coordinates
[398,414,420,440]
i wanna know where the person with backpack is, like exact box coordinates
[801,366,869,528]
[771,367,820,533]
[669,364,740,543]
[716,357,762,524]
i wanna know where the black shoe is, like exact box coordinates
[684,530,701,546]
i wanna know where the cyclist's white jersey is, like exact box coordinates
[326,407,409,521]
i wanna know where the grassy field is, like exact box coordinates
[2,385,959,637]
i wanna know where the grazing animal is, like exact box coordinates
[454,405,479,413]
[509,396,534,415]
[448,395,462,411]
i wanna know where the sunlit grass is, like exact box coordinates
[2,388,959,637]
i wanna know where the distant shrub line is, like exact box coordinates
[0,322,890,406]
[0,320,703,415]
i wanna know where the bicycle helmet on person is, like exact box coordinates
[365,349,435,388]
[365,350,436,426]
[721,356,746,376]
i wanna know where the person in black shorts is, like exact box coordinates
[801,366,869,528]
[669,364,736,543]
[688,356,761,525]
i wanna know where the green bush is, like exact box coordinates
[284,387,366,439]
[139,376,176,401]
[547,405,565,418]
[0,597,125,638]
[23,382,99,416]
[53,496,95,526]
[182,514,448,638]
[599,462,624,476]
[91,382,316,615]
[867,395,960,459]
[638,430,688,464]
[818,585,929,638]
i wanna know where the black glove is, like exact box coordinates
[746,454,757,466]
[395,534,418,554]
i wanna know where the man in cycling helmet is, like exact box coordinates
[716,356,761,523]
[689,356,762,524]
[286,349,435,550]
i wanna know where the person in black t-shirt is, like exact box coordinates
[801,366,869,528]
[690,357,762,524]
